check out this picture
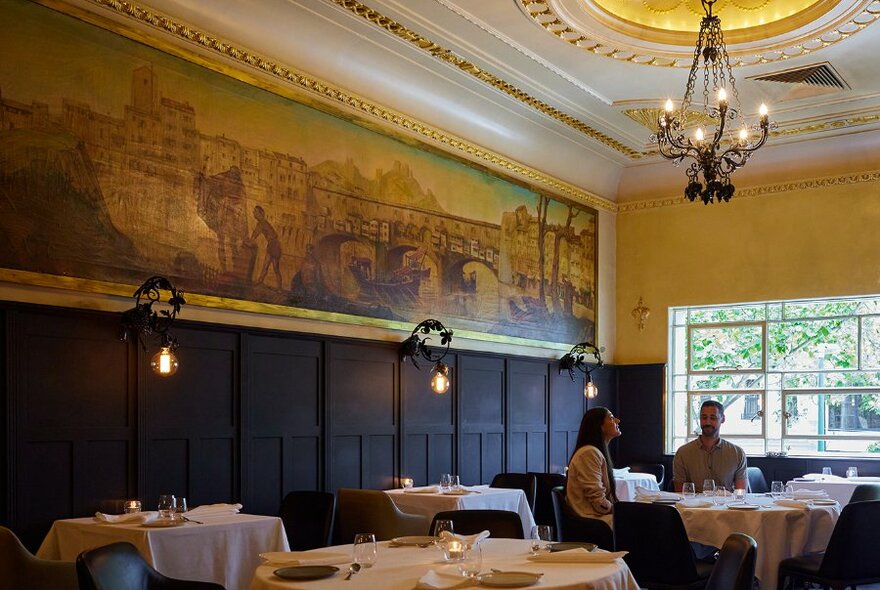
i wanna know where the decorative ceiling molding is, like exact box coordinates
[328,0,641,158]
[617,169,880,212]
[50,0,620,213]
[520,0,880,67]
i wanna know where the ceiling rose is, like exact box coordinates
[520,0,880,66]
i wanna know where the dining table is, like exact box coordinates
[385,485,537,538]
[37,513,289,590]
[249,537,639,590]
[614,470,659,501]
[787,475,880,506]
[674,493,839,590]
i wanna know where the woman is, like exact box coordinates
[565,407,621,526]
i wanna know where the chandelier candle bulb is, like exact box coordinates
[665,99,674,112]
[695,128,705,143]
[760,103,768,118]
[717,87,727,104]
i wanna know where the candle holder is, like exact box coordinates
[400,477,414,489]
[123,500,142,514]
[440,539,464,562]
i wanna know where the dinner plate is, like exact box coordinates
[477,572,542,588]
[652,499,679,505]
[727,504,760,510]
[548,542,596,552]
[809,499,838,506]
[273,566,339,581]
[141,520,185,528]
[389,536,436,546]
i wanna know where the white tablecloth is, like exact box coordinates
[615,472,659,501]
[385,486,537,538]
[249,538,639,590]
[788,477,880,506]
[37,514,289,590]
[676,494,839,590]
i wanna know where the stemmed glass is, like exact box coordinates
[458,545,482,578]
[530,525,553,554]
[434,519,454,539]
[682,482,696,499]
[702,480,716,503]
[158,495,176,520]
[353,533,377,569]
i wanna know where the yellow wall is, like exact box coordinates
[615,176,880,364]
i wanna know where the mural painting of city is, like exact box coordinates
[0,1,596,345]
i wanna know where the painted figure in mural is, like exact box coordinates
[290,243,324,302]
[249,205,283,289]
[194,164,248,276]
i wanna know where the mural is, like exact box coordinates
[0,0,597,346]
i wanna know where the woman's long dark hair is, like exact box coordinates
[571,406,618,502]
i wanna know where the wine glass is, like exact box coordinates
[682,482,696,499]
[353,533,377,568]
[702,479,716,502]
[158,494,176,520]
[770,481,784,498]
[530,525,553,554]
[434,519,454,539]
[458,545,482,579]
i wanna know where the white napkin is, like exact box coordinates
[404,485,441,494]
[634,487,682,502]
[789,489,828,499]
[443,488,479,495]
[94,511,158,524]
[774,499,812,510]
[186,503,242,517]
[612,467,631,477]
[259,551,349,566]
[528,548,628,563]
[851,476,880,482]
[678,499,714,508]
[415,569,476,590]
[439,530,490,547]
[799,473,846,482]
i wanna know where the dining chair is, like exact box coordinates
[614,501,714,590]
[745,467,769,494]
[848,483,880,503]
[430,509,524,539]
[0,526,78,590]
[279,490,335,550]
[550,486,614,550]
[76,542,226,590]
[777,500,880,590]
[528,472,566,528]
[704,533,757,590]
[490,472,537,511]
[336,488,429,543]
[628,462,666,490]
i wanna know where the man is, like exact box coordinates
[673,400,747,493]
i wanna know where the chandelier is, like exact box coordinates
[654,0,774,205]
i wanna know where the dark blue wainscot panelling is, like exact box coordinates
[459,354,506,485]
[507,359,549,474]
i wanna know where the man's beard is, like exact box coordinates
[701,425,716,436]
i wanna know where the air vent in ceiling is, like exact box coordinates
[750,63,848,90]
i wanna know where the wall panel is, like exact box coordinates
[402,356,456,486]
[459,355,505,484]
[508,359,549,474]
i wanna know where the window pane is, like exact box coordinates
[724,437,766,456]
[673,327,687,374]
[690,326,763,371]
[689,374,763,391]
[783,393,880,436]
[783,300,859,319]
[784,371,880,389]
[862,316,880,369]
[688,393,763,436]
[783,438,880,456]
[688,305,765,324]
[767,318,858,371]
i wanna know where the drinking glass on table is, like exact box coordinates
[458,544,482,578]
[846,466,858,479]
[434,519,454,539]
[530,525,554,554]
[682,482,696,499]
[702,479,716,502]
[822,467,833,476]
[450,475,461,491]
[158,495,176,520]
[352,533,377,568]
[174,497,187,520]
[440,473,452,493]
[771,481,784,498]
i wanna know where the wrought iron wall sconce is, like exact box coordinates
[400,319,454,394]
[632,297,650,332]
[119,276,186,377]
[559,342,604,399]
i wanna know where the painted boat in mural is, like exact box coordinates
[348,257,430,306]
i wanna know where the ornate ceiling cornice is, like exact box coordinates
[45,0,619,213]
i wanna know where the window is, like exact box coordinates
[668,296,880,457]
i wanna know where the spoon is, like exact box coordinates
[344,563,361,580]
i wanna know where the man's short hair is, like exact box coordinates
[700,400,725,415]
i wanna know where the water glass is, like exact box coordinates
[440,473,452,493]
[434,519,454,539]
[682,482,696,498]
[458,544,482,578]
[734,488,745,501]
[158,494,176,519]
[352,533,377,568]
[530,525,553,554]
[846,466,858,478]
[450,475,461,491]
[784,483,795,497]
[770,481,784,498]
[702,479,716,500]
[821,467,833,476]
[174,497,188,520]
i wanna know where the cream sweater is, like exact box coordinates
[566,445,614,526]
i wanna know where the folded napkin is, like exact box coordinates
[186,503,242,518]
[443,488,479,495]
[612,467,631,477]
[678,499,714,508]
[415,569,476,590]
[634,487,682,502]
[774,499,812,510]
[94,511,158,524]
[259,551,349,566]
[789,489,829,499]
[528,548,628,564]
[439,530,490,547]
[404,485,441,494]
[800,473,846,482]
[851,476,880,482]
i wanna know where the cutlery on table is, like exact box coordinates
[182,516,203,524]
[491,569,543,577]
[344,563,361,580]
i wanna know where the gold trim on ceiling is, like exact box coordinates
[329,0,641,158]
[52,0,618,212]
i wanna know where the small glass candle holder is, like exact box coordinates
[400,477,414,489]
[441,539,465,562]
[123,500,142,514]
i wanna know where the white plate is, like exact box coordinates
[141,519,185,528]
[477,572,543,588]
[389,536,436,546]
[809,499,838,506]
[726,504,760,511]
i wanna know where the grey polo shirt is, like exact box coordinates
[672,437,747,492]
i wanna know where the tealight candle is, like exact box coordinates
[446,540,463,561]
[123,500,142,514]
[400,477,414,489]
